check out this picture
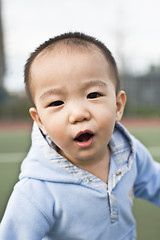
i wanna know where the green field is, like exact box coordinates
[0,126,160,239]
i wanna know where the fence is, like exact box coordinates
[121,73,160,115]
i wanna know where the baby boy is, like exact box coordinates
[0,32,160,240]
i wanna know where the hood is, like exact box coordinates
[19,121,135,184]
[19,122,81,184]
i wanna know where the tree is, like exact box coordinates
[0,0,5,101]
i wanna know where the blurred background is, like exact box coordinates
[0,0,160,119]
[0,0,160,239]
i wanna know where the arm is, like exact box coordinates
[0,189,51,240]
[134,138,160,206]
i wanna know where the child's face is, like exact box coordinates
[30,45,126,165]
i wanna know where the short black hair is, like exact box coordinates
[24,32,120,104]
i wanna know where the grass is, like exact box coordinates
[0,131,31,221]
[0,131,31,153]
[133,199,160,239]
[129,127,160,163]
[130,127,160,239]
[0,126,160,239]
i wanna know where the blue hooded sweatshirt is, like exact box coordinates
[0,122,160,240]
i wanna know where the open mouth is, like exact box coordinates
[74,132,93,142]
[74,130,94,147]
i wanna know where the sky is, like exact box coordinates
[1,0,160,92]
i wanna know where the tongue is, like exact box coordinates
[76,133,92,142]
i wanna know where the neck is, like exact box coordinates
[60,146,111,183]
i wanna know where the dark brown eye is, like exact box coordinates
[87,92,102,99]
[49,100,64,107]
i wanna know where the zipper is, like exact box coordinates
[107,186,118,223]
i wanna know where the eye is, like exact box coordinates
[48,100,64,107]
[87,92,102,99]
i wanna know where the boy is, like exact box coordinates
[0,32,160,240]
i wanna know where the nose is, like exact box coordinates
[68,102,91,124]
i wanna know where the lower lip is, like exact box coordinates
[74,136,94,148]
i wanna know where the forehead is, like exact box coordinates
[31,41,107,73]
[30,42,113,83]
[30,41,113,82]
[34,40,107,64]
[30,42,116,100]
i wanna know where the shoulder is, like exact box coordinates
[15,177,54,204]
[116,122,151,158]
[13,178,55,224]
[0,178,52,238]
[130,134,152,162]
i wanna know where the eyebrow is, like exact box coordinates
[39,80,108,100]
[82,80,108,90]
[40,88,64,100]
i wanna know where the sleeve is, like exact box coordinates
[134,138,160,206]
[0,189,51,240]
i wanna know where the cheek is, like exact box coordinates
[40,114,64,140]
[97,102,117,122]
[38,110,69,149]
[99,115,115,132]
[97,107,116,135]
[48,124,71,152]
[47,123,64,141]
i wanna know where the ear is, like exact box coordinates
[29,107,48,135]
[116,90,126,122]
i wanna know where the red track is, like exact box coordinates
[0,117,160,132]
